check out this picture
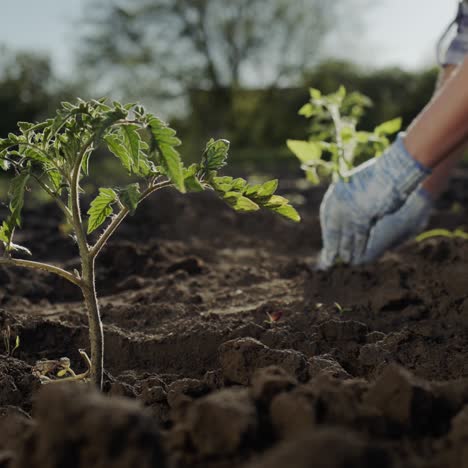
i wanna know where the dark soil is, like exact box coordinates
[1,172,468,467]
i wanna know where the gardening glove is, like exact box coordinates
[318,134,431,270]
[359,185,433,264]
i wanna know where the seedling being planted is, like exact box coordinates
[0,99,300,389]
[287,86,402,184]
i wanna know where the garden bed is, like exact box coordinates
[1,174,468,468]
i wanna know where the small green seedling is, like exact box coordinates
[2,325,20,356]
[0,99,300,389]
[287,86,402,184]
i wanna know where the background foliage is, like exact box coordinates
[0,0,441,182]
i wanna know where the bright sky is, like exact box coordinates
[0,0,460,76]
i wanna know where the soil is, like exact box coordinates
[1,172,468,467]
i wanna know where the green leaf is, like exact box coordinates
[9,172,30,228]
[19,145,48,164]
[87,188,117,233]
[184,165,204,192]
[271,204,301,222]
[17,122,35,133]
[201,139,230,173]
[232,196,260,212]
[263,195,289,208]
[374,118,402,136]
[298,103,315,118]
[286,140,322,163]
[305,168,320,185]
[147,116,185,192]
[0,220,12,245]
[46,168,63,193]
[158,143,185,192]
[309,88,322,100]
[105,133,132,173]
[118,183,141,214]
[257,179,278,198]
[121,124,142,170]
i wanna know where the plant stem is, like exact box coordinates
[80,255,103,389]
[0,258,81,287]
[69,138,105,388]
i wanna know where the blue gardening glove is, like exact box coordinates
[318,135,431,270]
[359,185,433,264]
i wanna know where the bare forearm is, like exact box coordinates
[421,64,467,198]
[405,57,468,168]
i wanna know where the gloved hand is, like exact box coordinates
[359,185,433,264]
[318,135,431,270]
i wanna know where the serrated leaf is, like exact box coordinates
[201,139,230,174]
[243,184,261,197]
[18,145,48,164]
[105,133,132,173]
[87,188,117,233]
[286,140,322,163]
[374,118,402,136]
[231,178,247,191]
[147,116,185,192]
[232,196,260,212]
[17,122,35,133]
[9,172,30,228]
[184,165,204,192]
[271,204,301,222]
[263,195,289,208]
[46,168,63,193]
[118,183,140,214]
[257,179,278,198]
[158,143,185,192]
[223,191,242,203]
[0,139,11,151]
[121,124,142,170]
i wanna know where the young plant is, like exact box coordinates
[0,98,300,389]
[2,325,20,356]
[287,86,402,184]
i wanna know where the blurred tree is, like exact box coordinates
[0,47,81,137]
[79,0,367,107]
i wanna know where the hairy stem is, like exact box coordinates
[69,137,105,388]
[81,255,103,389]
[0,257,81,287]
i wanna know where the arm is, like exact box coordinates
[405,57,468,168]
[422,64,467,198]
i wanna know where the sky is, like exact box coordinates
[0,0,460,76]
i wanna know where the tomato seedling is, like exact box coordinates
[0,99,300,389]
[287,86,402,184]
